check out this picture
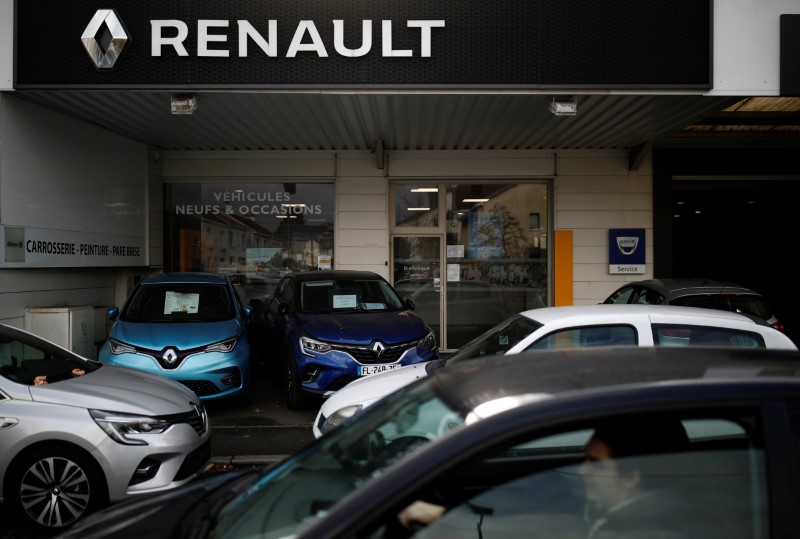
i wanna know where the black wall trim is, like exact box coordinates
[16,0,712,89]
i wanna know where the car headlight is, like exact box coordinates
[321,404,363,434]
[90,409,170,446]
[301,336,331,355]
[418,329,436,349]
[205,337,238,353]
[108,338,136,355]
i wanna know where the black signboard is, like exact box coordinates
[15,0,712,89]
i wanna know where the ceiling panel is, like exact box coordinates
[11,90,767,152]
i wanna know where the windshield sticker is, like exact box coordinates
[332,294,357,309]
[164,291,200,314]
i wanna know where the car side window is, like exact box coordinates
[652,324,766,348]
[633,287,665,305]
[604,286,635,304]
[525,325,637,351]
[363,413,767,539]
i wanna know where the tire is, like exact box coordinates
[7,445,107,529]
[284,350,307,410]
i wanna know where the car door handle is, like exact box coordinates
[0,417,19,429]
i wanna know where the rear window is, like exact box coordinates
[671,294,772,320]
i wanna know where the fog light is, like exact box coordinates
[130,458,160,485]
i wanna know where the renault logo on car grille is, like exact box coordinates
[81,9,130,70]
[162,348,179,366]
[370,341,386,358]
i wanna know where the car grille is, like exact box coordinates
[181,380,223,397]
[174,438,212,481]
[329,340,418,364]
[162,402,209,435]
[134,344,207,370]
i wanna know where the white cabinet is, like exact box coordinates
[24,306,96,359]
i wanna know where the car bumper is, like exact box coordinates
[99,350,250,401]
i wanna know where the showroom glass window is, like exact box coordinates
[164,183,334,276]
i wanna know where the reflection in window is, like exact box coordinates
[164,182,334,275]
[394,185,439,227]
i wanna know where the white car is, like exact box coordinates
[313,303,797,437]
[0,323,212,530]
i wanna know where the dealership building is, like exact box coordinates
[1,0,799,354]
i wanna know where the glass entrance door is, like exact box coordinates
[391,181,550,353]
[392,236,443,348]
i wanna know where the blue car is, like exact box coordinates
[98,272,254,404]
[265,270,438,409]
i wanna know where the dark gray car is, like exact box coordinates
[603,278,784,332]
[58,346,800,539]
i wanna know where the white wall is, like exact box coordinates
[555,150,654,304]
[711,0,800,96]
[0,95,152,347]
[0,0,12,91]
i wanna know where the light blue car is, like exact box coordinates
[98,272,254,404]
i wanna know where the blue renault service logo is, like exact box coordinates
[81,10,130,70]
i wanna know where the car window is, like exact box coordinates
[633,287,665,304]
[525,325,637,351]
[652,325,766,348]
[0,334,97,385]
[671,294,773,320]
[445,315,543,364]
[121,283,235,322]
[604,286,635,304]
[361,413,767,539]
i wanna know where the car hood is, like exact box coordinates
[322,361,434,414]
[111,319,243,349]
[58,470,258,539]
[29,364,201,415]
[297,310,427,344]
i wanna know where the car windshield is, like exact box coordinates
[121,283,235,322]
[444,314,543,364]
[0,332,98,385]
[211,378,467,538]
[298,278,405,313]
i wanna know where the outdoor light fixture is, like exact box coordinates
[549,96,577,116]
[462,198,489,203]
[171,93,198,115]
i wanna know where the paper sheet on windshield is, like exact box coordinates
[164,291,200,314]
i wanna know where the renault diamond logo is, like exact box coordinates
[81,9,130,70]
[370,341,386,358]
[162,347,179,365]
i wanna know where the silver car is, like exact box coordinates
[0,323,211,530]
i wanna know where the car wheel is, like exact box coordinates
[284,350,307,410]
[7,445,107,529]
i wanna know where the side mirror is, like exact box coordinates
[242,305,253,319]
[278,302,290,315]
[107,306,120,321]
[404,298,416,311]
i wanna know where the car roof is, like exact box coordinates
[517,303,768,325]
[139,272,231,285]
[291,270,385,282]
[429,345,800,413]
[620,278,760,298]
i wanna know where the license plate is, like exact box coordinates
[358,364,399,376]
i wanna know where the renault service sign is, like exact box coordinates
[609,228,645,274]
